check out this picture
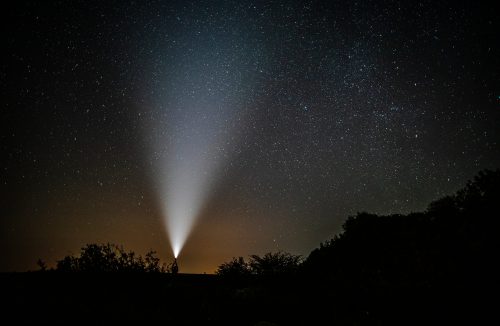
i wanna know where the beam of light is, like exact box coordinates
[144,37,259,259]
[141,7,265,258]
[161,109,230,258]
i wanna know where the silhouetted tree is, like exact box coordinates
[301,169,499,324]
[216,257,250,278]
[56,255,79,272]
[55,243,169,272]
[305,169,499,276]
[248,252,301,276]
[217,252,301,278]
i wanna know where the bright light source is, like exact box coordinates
[161,123,225,258]
[149,101,239,259]
[143,36,252,259]
[172,243,180,259]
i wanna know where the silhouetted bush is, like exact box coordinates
[248,252,302,276]
[216,256,250,278]
[55,243,169,272]
[217,252,302,278]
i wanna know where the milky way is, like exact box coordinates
[2,0,499,272]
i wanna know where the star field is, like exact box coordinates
[2,0,499,272]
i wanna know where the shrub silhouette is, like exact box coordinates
[216,256,250,278]
[248,252,302,276]
[55,243,169,272]
[217,252,301,278]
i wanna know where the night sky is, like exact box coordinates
[2,0,499,273]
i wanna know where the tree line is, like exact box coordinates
[39,169,498,282]
[218,169,498,283]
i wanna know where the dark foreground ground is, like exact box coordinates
[1,271,491,325]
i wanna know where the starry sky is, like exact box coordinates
[2,0,499,273]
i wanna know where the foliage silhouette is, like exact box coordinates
[213,169,498,324]
[217,252,301,278]
[216,256,250,278]
[304,169,498,276]
[299,169,499,324]
[248,252,302,276]
[55,243,169,273]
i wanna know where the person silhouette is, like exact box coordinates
[171,258,179,275]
